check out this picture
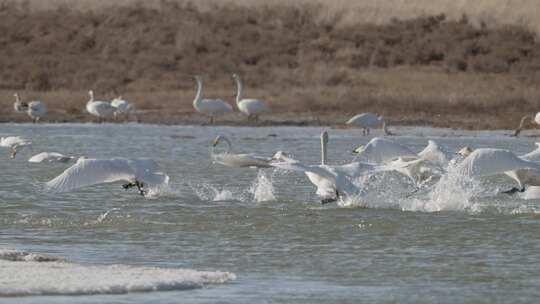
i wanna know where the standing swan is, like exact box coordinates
[13,93,28,113]
[192,76,232,124]
[232,73,270,122]
[86,90,115,123]
[27,100,47,123]
[513,112,540,137]
[111,96,134,121]
[346,113,393,136]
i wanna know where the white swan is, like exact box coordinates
[110,96,133,120]
[86,90,115,123]
[0,136,31,158]
[513,112,540,137]
[353,138,450,186]
[211,135,272,168]
[232,73,270,122]
[455,148,540,193]
[27,100,47,123]
[28,152,76,163]
[346,113,393,136]
[193,76,233,124]
[270,131,383,204]
[46,158,169,196]
[13,93,28,113]
[520,142,540,162]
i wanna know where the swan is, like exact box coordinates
[353,138,449,186]
[46,158,169,196]
[27,100,47,123]
[270,131,384,204]
[455,148,540,193]
[13,93,28,113]
[211,135,272,168]
[232,73,270,122]
[86,90,115,123]
[346,113,393,136]
[513,112,540,137]
[193,76,233,124]
[28,152,76,163]
[110,96,133,120]
[0,136,31,158]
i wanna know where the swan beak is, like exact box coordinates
[212,139,219,147]
[352,145,363,154]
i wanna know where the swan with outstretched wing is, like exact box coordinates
[46,158,169,196]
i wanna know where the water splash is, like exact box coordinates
[191,183,238,202]
[249,170,276,202]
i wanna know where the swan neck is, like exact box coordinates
[14,94,19,103]
[193,79,203,107]
[222,136,232,154]
[321,135,327,165]
[382,121,390,135]
[234,77,243,105]
[515,115,532,136]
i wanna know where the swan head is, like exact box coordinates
[352,145,364,154]
[232,73,240,79]
[212,135,223,147]
[456,146,473,157]
[271,151,289,161]
[321,130,329,144]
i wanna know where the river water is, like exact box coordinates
[1,123,539,303]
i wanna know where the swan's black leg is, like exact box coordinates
[321,190,340,205]
[135,181,146,196]
[502,187,525,194]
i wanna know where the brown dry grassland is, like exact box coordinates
[2,0,540,129]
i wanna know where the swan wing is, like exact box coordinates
[29,152,68,163]
[418,140,451,166]
[456,149,540,177]
[355,137,417,164]
[46,158,137,192]
[521,144,540,162]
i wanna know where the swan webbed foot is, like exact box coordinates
[136,181,146,196]
[321,190,340,205]
[501,187,525,194]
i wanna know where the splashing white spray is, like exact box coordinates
[249,170,276,202]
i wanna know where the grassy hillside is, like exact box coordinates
[1,0,540,129]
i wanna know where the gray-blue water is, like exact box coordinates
[1,123,540,303]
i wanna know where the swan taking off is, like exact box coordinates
[13,93,28,113]
[346,113,393,136]
[111,96,133,120]
[232,73,270,122]
[271,131,383,204]
[0,136,31,158]
[455,148,540,193]
[28,152,76,163]
[193,76,233,124]
[513,112,540,137]
[46,158,169,196]
[211,135,272,168]
[27,101,47,123]
[86,90,116,123]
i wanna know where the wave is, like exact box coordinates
[0,249,236,297]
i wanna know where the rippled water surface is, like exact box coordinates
[1,123,540,303]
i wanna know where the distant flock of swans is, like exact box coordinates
[3,127,540,204]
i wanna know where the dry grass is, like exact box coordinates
[1,0,540,129]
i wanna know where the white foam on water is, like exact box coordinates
[191,183,239,202]
[0,249,235,297]
[249,170,276,202]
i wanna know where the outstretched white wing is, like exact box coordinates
[212,153,271,168]
[456,149,540,177]
[354,137,417,164]
[46,158,168,193]
[418,140,451,166]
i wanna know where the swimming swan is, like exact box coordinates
[46,158,169,196]
[211,135,272,168]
